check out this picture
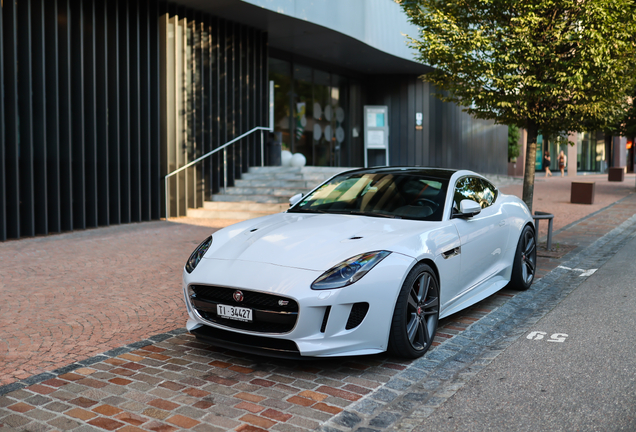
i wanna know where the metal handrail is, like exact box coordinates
[164,126,271,219]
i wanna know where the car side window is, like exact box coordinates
[479,179,498,207]
[453,176,495,210]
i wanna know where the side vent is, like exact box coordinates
[320,306,331,333]
[345,303,369,330]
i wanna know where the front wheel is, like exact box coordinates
[388,263,439,359]
[509,225,537,290]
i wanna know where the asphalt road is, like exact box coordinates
[414,236,636,431]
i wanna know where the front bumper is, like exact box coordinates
[183,253,415,357]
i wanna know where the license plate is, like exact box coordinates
[217,304,253,322]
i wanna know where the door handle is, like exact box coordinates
[442,246,461,259]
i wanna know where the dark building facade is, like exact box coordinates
[0,0,507,241]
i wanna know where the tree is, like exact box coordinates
[508,124,521,162]
[397,0,636,212]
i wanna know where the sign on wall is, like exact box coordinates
[364,106,389,167]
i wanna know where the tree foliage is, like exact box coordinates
[508,125,521,161]
[398,0,636,211]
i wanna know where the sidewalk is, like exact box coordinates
[0,174,634,432]
[413,220,636,432]
[499,173,636,280]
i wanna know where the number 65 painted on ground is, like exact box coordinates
[526,331,568,342]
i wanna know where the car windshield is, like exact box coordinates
[289,171,449,221]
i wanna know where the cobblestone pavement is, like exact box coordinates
[1,178,635,431]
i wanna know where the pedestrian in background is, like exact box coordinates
[544,150,552,177]
[558,150,567,176]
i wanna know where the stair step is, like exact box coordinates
[224,187,311,196]
[184,166,355,220]
[240,172,306,181]
[247,166,350,175]
[203,201,288,212]
[234,179,314,188]
[187,208,281,220]
[211,194,291,203]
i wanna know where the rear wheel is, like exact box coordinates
[509,225,536,290]
[388,263,439,358]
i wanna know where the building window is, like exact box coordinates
[269,58,359,167]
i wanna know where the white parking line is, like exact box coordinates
[557,266,597,277]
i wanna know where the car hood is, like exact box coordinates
[203,212,448,271]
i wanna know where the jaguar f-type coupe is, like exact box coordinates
[182,167,536,359]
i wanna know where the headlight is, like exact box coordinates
[185,235,213,273]
[311,251,391,290]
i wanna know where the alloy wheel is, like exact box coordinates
[521,230,536,284]
[406,272,439,351]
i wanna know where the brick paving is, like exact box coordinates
[499,173,636,239]
[1,174,635,431]
[0,222,212,387]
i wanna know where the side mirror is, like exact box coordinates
[289,193,304,207]
[452,199,481,219]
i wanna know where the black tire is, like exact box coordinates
[509,224,537,290]
[388,263,440,359]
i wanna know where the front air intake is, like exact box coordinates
[345,303,369,330]
[320,306,331,333]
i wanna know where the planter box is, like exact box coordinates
[571,182,595,205]
[608,167,625,182]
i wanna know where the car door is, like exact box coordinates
[450,177,509,298]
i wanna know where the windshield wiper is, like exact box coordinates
[289,208,397,218]
[346,211,396,219]
[287,208,329,214]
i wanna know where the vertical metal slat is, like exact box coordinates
[84,0,98,228]
[119,0,131,223]
[58,0,73,231]
[107,0,121,224]
[18,0,35,237]
[95,0,109,226]
[0,0,6,241]
[31,0,48,235]
[44,0,61,234]
[70,0,86,229]
[139,0,152,221]
[130,0,142,222]
[149,0,161,220]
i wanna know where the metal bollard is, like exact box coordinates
[532,211,554,250]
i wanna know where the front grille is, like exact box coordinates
[189,285,299,333]
[345,302,369,330]
[193,285,299,312]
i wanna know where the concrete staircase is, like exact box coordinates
[187,166,351,221]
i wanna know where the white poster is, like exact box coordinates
[367,130,385,149]
[367,112,377,128]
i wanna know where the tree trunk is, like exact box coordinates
[604,132,612,170]
[522,121,538,213]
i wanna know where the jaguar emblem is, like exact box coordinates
[233,290,244,303]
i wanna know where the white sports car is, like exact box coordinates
[182,167,536,359]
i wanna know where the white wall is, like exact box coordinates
[242,0,419,62]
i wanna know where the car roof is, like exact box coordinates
[337,166,460,181]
